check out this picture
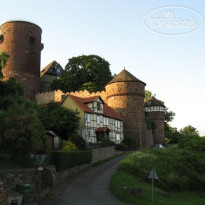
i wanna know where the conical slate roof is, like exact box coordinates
[107,68,146,85]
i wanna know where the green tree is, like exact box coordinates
[180,125,199,137]
[0,97,45,157]
[38,102,80,140]
[0,51,10,79]
[144,90,153,102]
[0,77,24,97]
[51,55,112,92]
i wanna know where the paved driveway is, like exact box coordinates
[39,155,128,205]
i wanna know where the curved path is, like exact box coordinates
[39,156,128,205]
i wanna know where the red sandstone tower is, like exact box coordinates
[145,97,166,145]
[0,21,43,100]
[105,69,146,148]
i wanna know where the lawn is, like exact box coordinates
[109,170,205,205]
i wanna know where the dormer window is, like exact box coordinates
[56,67,60,73]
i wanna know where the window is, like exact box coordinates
[118,121,121,128]
[88,130,91,138]
[56,67,60,73]
[115,120,117,127]
[97,102,101,111]
[87,113,91,123]
[97,115,100,124]
[103,117,108,125]
[116,134,120,141]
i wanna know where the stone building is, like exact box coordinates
[0,20,166,148]
[36,69,166,148]
[0,21,43,100]
[40,61,64,92]
[145,97,166,145]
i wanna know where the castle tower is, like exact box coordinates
[145,97,165,145]
[105,69,146,148]
[0,21,43,100]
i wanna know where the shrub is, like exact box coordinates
[101,137,116,147]
[50,150,92,171]
[70,134,86,149]
[118,145,205,191]
[115,143,127,150]
[121,136,137,147]
[62,141,77,151]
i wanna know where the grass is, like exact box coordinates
[109,170,205,205]
[92,154,123,167]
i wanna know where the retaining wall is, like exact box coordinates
[0,146,121,203]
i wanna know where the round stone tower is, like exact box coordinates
[0,21,43,100]
[145,96,165,145]
[105,69,146,149]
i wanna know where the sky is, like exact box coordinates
[1,0,205,135]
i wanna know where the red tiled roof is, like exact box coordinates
[83,96,99,103]
[66,95,93,113]
[103,104,123,120]
[64,94,123,120]
[96,127,110,132]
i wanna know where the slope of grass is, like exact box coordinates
[109,170,205,205]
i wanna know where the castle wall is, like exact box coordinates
[147,112,165,145]
[35,90,107,104]
[0,21,43,100]
[106,81,146,148]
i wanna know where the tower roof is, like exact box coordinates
[107,68,146,85]
[145,96,165,107]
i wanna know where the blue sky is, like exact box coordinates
[1,0,205,135]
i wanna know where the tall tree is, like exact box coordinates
[144,90,153,102]
[51,55,112,92]
[0,51,9,79]
[0,97,45,156]
[0,77,24,97]
[38,102,80,140]
[180,125,199,137]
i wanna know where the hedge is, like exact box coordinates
[51,150,92,171]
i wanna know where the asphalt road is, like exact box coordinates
[39,155,128,205]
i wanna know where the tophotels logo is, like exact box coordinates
[144,6,204,35]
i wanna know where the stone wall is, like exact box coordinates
[36,90,107,105]
[0,146,120,203]
[0,181,7,205]
[0,168,41,202]
[91,146,122,163]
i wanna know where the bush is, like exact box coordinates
[115,143,127,150]
[101,137,116,147]
[121,136,137,147]
[118,145,205,191]
[62,141,77,151]
[51,150,92,171]
[70,134,86,149]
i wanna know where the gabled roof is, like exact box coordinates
[107,68,146,85]
[40,61,64,77]
[63,94,123,120]
[66,95,93,113]
[83,96,104,104]
[103,104,123,120]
